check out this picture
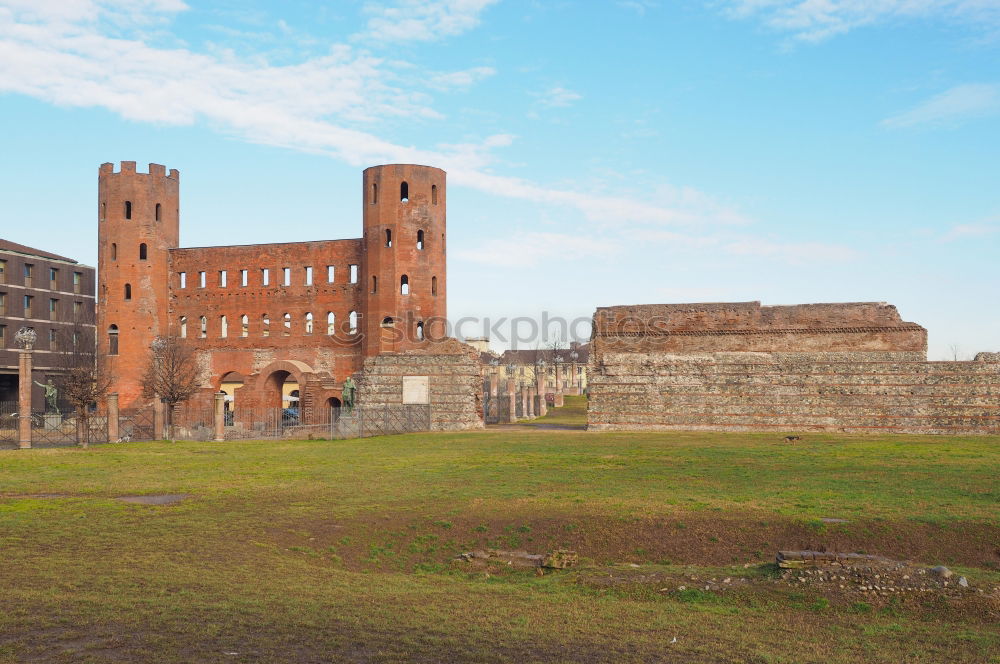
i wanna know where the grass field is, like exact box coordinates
[1,398,998,663]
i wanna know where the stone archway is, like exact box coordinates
[254,360,316,410]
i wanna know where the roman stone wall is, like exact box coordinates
[588,302,1000,435]
[355,339,484,431]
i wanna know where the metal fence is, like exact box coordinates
[483,392,511,425]
[224,405,431,440]
[0,401,17,445]
[28,410,109,448]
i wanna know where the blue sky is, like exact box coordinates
[1,0,998,357]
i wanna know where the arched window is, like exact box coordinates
[155,203,161,221]
[179,316,187,338]
[220,315,228,338]
[417,230,424,250]
[431,184,438,205]
[139,243,148,260]
[371,275,377,293]
[431,276,437,296]
[124,201,132,219]
[400,274,409,295]
[305,312,314,334]
[262,314,270,337]
[349,310,358,335]
[416,321,424,340]
[241,314,248,337]
[124,283,132,300]
[326,312,335,335]
[111,243,117,260]
[108,325,119,355]
[200,316,207,338]
[385,229,392,247]
[400,181,409,202]
[282,313,291,336]
[381,316,394,328]
[371,182,378,204]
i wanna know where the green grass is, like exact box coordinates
[1,427,998,662]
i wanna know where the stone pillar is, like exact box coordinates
[153,399,165,440]
[526,385,535,418]
[17,349,32,449]
[506,379,517,424]
[213,392,226,442]
[554,364,565,407]
[107,394,120,443]
[488,372,499,399]
[535,372,547,418]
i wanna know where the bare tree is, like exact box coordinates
[141,336,200,441]
[54,320,112,448]
[949,344,965,361]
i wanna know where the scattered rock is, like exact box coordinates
[929,565,953,579]
[958,576,969,588]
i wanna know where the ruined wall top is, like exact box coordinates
[592,301,927,354]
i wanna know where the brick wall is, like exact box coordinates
[588,302,1000,435]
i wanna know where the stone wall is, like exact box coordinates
[588,302,1000,435]
[356,339,484,431]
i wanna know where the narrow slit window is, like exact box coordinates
[282,267,291,286]
[305,266,313,286]
[111,243,117,260]
[241,314,249,337]
[400,181,409,202]
[179,272,187,289]
[371,275,377,293]
[124,283,131,300]
[219,270,227,287]
[124,201,132,219]
[431,275,437,296]
[431,184,437,205]
[372,182,378,204]
[326,312,335,335]
[262,268,270,286]
[139,243,147,260]
[305,312,314,334]
[240,269,248,286]
[108,325,119,355]
[220,315,228,338]
[101,202,106,221]
[282,312,291,336]
[199,316,207,338]
[262,314,270,337]
[385,229,392,247]
[179,316,187,338]
[400,274,409,295]
[349,311,358,335]
[199,271,206,288]
[416,321,425,340]
[417,230,424,250]
[349,264,358,284]
[155,203,161,221]
[327,265,335,283]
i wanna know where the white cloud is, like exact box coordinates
[0,0,751,229]
[356,0,499,43]
[537,86,582,108]
[456,232,622,267]
[724,0,1000,41]
[427,65,496,90]
[618,1,659,16]
[943,220,1000,239]
[882,83,1000,128]
[646,230,860,263]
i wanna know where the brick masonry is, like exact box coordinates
[588,301,1000,434]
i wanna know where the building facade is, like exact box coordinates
[0,239,96,405]
[482,342,590,395]
[97,162,481,429]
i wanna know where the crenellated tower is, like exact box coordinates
[361,164,447,356]
[97,161,180,406]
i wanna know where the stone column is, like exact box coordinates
[107,394,120,443]
[554,363,565,407]
[153,399,165,440]
[506,379,517,424]
[526,385,535,418]
[17,349,32,449]
[535,372,547,418]
[213,392,226,442]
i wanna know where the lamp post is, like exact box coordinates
[535,359,547,417]
[15,327,37,449]
[505,362,518,423]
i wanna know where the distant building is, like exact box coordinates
[464,336,491,353]
[0,239,96,405]
[481,342,590,394]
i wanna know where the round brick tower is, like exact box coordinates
[360,164,446,356]
[97,161,180,407]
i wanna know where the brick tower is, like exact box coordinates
[361,164,447,356]
[97,162,180,405]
